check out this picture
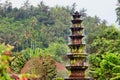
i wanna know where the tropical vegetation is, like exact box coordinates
[0,0,120,80]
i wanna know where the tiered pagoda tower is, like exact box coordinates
[65,11,90,80]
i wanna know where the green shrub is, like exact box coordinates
[54,78,64,80]
[110,76,120,80]
[10,52,30,73]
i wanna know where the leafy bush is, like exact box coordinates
[10,48,41,73]
[10,53,30,73]
[54,78,64,80]
[89,53,120,80]
[110,76,120,80]
[0,43,13,80]
[0,55,12,80]
[21,55,57,80]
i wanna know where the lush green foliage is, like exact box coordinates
[87,22,120,79]
[0,1,71,52]
[0,55,12,80]
[0,2,70,79]
[0,43,12,80]
[10,48,41,73]
[41,43,67,63]
[89,53,120,80]
[0,0,120,80]
[82,7,120,79]
[10,52,30,73]
[54,78,64,80]
[21,55,57,80]
[10,43,67,73]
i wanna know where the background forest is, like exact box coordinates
[0,0,120,80]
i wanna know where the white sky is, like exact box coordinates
[0,0,119,26]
